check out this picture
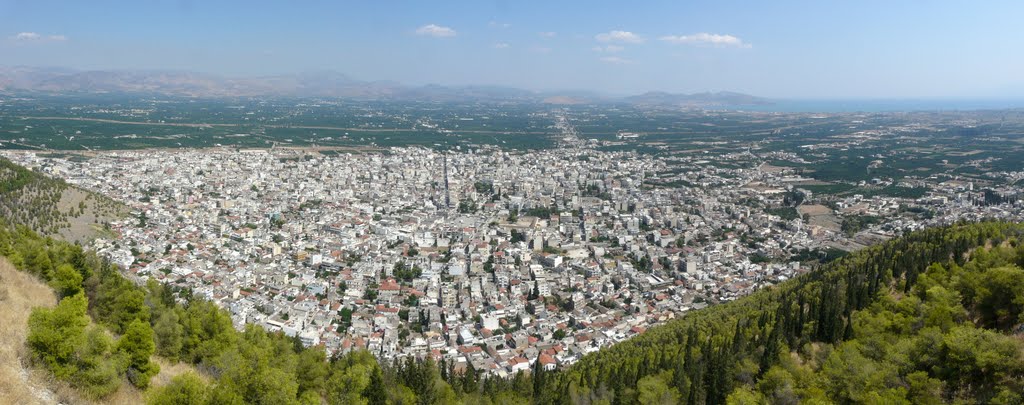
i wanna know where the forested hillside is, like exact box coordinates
[2,220,1024,404]
[0,157,125,242]
[547,221,1024,404]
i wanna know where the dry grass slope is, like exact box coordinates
[0,259,155,405]
[0,258,57,405]
[53,188,127,244]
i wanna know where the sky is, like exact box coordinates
[1,0,1023,99]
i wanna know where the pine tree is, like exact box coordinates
[363,366,388,405]
[532,355,546,400]
[117,318,160,388]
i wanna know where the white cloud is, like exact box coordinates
[600,56,633,64]
[493,42,510,49]
[489,21,511,29]
[595,30,643,44]
[14,32,40,40]
[538,31,557,38]
[659,33,749,48]
[10,32,67,42]
[592,45,625,53]
[415,24,457,38]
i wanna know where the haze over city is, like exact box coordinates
[2,0,1023,99]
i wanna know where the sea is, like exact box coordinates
[722,99,1024,113]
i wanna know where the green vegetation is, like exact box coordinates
[148,372,209,404]
[841,214,883,237]
[6,98,1024,186]
[11,227,159,398]
[0,157,124,239]
[0,98,561,151]
[523,205,557,218]
[542,245,562,255]
[544,221,1024,404]
[0,158,70,234]
[857,185,930,199]
[5,218,1024,403]
[474,181,494,194]
[457,198,478,214]
[27,292,130,398]
[2,222,475,404]
[510,229,527,243]
[789,247,849,264]
[394,261,423,282]
[644,178,695,189]
[765,207,798,221]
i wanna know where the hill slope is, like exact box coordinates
[0,257,57,405]
[2,217,1023,403]
[0,156,125,243]
[0,255,208,405]
[545,222,1024,404]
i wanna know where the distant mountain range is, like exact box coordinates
[624,90,771,107]
[0,66,770,106]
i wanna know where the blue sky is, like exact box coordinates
[2,0,1022,98]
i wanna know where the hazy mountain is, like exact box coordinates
[396,84,539,102]
[623,90,771,107]
[0,67,397,98]
[0,66,767,105]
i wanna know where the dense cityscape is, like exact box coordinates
[5,108,1023,379]
[3,1,1024,403]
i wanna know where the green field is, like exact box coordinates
[3,95,1024,189]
